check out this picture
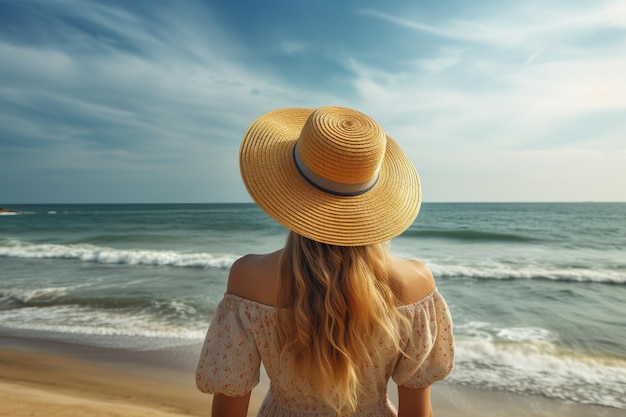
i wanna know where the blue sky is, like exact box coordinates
[1,0,625,203]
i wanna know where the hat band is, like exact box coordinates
[293,143,380,197]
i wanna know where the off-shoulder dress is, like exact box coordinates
[196,289,454,417]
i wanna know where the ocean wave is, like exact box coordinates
[0,304,207,340]
[429,263,626,284]
[80,234,183,245]
[451,337,626,409]
[0,286,76,306]
[456,321,558,344]
[0,238,237,269]
[2,289,144,309]
[403,228,535,243]
[0,290,210,341]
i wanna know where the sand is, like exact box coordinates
[0,334,623,417]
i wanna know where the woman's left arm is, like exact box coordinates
[211,392,252,417]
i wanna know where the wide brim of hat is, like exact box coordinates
[239,107,421,246]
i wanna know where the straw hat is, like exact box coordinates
[239,106,421,246]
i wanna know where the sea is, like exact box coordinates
[1,203,625,409]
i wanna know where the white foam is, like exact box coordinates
[456,321,557,344]
[0,304,207,340]
[428,263,626,284]
[0,239,238,269]
[451,337,626,409]
[450,321,626,408]
[0,286,74,304]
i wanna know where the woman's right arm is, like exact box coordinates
[397,385,433,417]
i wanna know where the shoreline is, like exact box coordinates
[1,332,624,417]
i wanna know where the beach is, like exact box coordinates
[2,333,624,417]
[0,333,252,417]
[0,349,209,417]
[1,203,625,415]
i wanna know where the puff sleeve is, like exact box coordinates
[392,290,455,388]
[196,295,262,397]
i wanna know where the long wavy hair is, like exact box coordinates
[277,231,411,415]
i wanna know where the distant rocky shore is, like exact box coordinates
[0,207,18,214]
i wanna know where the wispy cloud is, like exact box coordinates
[358,2,626,47]
[281,40,305,54]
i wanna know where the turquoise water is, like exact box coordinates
[1,203,625,408]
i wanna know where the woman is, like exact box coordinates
[196,106,454,416]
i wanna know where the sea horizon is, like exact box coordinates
[4,200,626,205]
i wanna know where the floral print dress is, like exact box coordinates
[196,289,454,417]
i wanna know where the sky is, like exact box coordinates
[1,0,625,203]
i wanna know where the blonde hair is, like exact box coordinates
[277,231,410,415]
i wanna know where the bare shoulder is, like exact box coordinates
[226,250,282,306]
[388,257,436,305]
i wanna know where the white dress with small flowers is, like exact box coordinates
[196,289,454,417]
